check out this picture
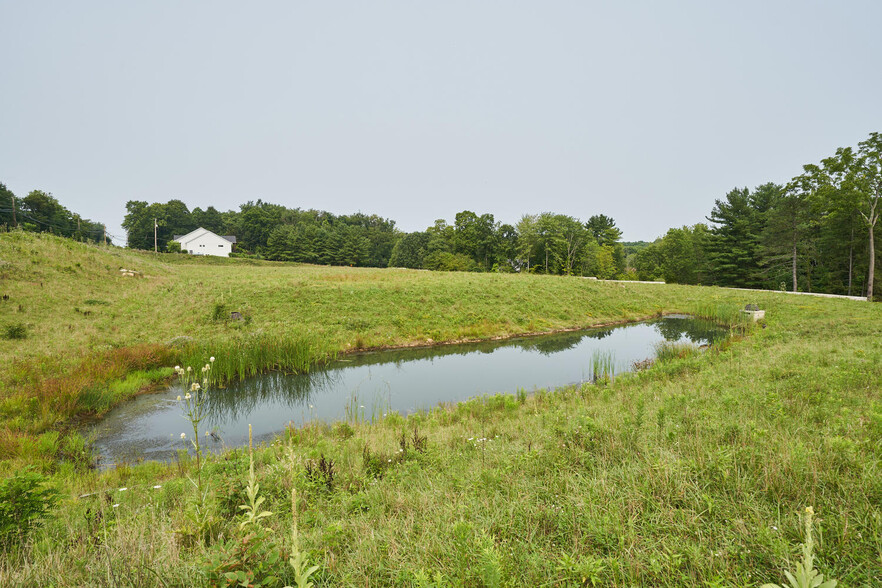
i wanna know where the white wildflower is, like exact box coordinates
[210,356,215,363]
[112,504,119,508]
[176,395,182,402]
[153,485,162,489]
[118,487,127,492]
[186,366,191,372]
[190,382,200,392]
[185,393,191,400]
[180,432,186,440]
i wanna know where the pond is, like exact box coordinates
[90,315,725,465]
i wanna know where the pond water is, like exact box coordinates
[90,315,725,465]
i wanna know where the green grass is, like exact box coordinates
[1,231,880,586]
[654,340,700,363]
[0,231,745,451]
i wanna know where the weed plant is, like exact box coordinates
[174,358,216,544]
[2,322,26,340]
[762,507,838,588]
[201,425,319,588]
[0,468,58,550]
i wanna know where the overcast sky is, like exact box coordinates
[2,1,880,245]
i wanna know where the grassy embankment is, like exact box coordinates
[1,231,880,586]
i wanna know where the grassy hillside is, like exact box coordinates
[2,231,731,450]
[1,231,880,586]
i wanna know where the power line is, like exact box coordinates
[1,210,106,239]
[0,209,109,235]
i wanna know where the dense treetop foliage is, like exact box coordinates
[123,199,399,268]
[121,198,630,277]
[632,131,881,299]
[388,211,627,277]
[0,184,105,242]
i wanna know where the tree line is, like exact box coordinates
[8,130,879,298]
[631,132,881,299]
[123,199,398,268]
[388,211,626,277]
[0,184,106,242]
[123,199,629,276]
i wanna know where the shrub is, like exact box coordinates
[0,468,59,549]
[211,301,229,322]
[2,322,27,340]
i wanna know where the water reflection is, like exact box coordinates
[90,316,725,464]
[653,315,724,344]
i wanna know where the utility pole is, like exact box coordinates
[154,218,158,253]
[103,224,107,246]
[10,195,16,228]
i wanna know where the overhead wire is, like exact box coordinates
[0,209,121,243]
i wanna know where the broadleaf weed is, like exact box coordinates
[761,507,838,588]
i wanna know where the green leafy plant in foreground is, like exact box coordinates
[174,358,219,545]
[762,507,838,588]
[0,467,59,550]
[238,425,272,531]
[203,425,282,587]
[284,486,319,588]
[202,425,320,588]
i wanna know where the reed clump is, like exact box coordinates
[178,333,336,385]
[687,301,755,331]
[590,350,615,382]
[654,341,700,363]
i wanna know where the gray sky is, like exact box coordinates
[2,1,880,245]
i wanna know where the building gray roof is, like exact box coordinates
[172,228,236,244]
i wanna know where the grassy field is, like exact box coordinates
[1,231,880,586]
[0,231,731,457]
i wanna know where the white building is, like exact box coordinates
[173,227,237,257]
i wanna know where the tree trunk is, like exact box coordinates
[792,242,798,292]
[867,194,879,301]
[848,225,854,297]
[869,219,876,300]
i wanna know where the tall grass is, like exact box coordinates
[687,301,754,330]
[654,341,700,363]
[179,332,337,384]
[590,350,615,382]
